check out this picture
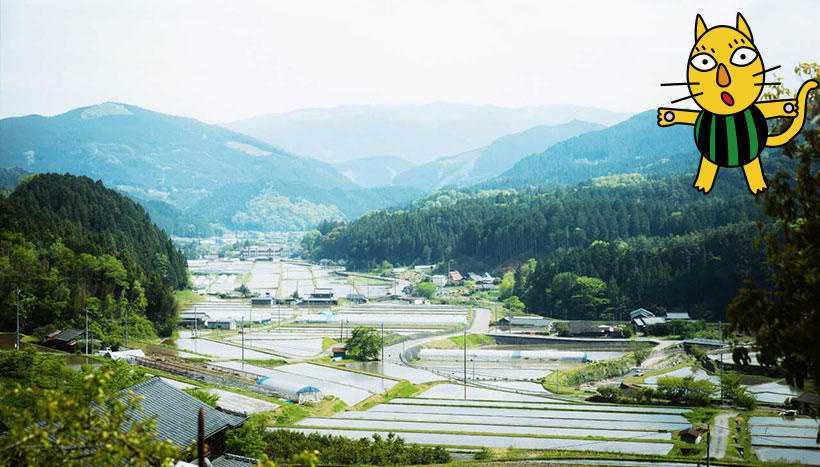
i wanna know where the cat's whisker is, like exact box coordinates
[752,65,781,77]
[660,82,700,86]
[755,82,781,86]
[670,92,703,104]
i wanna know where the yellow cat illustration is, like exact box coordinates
[657,13,817,194]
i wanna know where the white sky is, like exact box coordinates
[1,0,818,123]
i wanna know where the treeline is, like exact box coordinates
[512,222,766,321]
[0,173,187,336]
[262,430,450,465]
[305,172,772,321]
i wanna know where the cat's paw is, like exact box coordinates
[657,108,676,126]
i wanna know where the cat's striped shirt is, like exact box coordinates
[694,106,768,167]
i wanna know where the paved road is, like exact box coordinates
[382,307,491,361]
[711,411,736,459]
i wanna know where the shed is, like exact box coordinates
[448,271,463,283]
[678,428,702,444]
[45,328,86,352]
[179,311,210,328]
[332,344,347,358]
[665,312,692,321]
[256,377,323,403]
[795,390,820,415]
[431,275,447,287]
[630,308,654,320]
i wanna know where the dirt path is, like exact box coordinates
[711,411,736,459]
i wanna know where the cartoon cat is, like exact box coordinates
[657,13,817,194]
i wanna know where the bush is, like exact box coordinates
[657,375,717,405]
[263,429,450,465]
[346,327,381,361]
[553,321,571,337]
[226,414,267,458]
[474,447,493,460]
[183,388,219,407]
[597,385,622,402]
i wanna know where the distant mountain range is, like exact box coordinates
[225,103,632,165]
[0,103,421,233]
[0,102,353,208]
[481,110,697,189]
[393,120,605,191]
[333,156,415,188]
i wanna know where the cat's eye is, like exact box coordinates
[730,47,758,66]
[690,53,716,71]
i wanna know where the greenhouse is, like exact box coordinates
[256,377,323,403]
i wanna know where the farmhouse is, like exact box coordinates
[122,377,248,460]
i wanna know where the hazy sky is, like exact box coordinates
[2,0,818,123]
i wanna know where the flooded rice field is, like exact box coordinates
[344,361,443,384]
[417,383,561,402]
[295,417,673,440]
[749,415,820,464]
[643,367,801,404]
[163,337,276,360]
[212,360,390,405]
[282,427,674,455]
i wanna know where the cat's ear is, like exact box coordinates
[736,12,753,42]
[695,14,707,41]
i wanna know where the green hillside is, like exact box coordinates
[0,173,187,336]
[482,110,699,189]
[303,172,774,320]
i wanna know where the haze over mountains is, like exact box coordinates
[393,120,605,191]
[0,100,707,235]
[225,103,632,165]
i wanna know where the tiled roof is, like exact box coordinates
[120,377,247,449]
[211,453,260,467]
[53,328,85,342]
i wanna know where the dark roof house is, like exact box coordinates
[44,328,86,351]
[121,377,247,459]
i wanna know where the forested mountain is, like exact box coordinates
[192,179,423,231]
[482,110,697,189]
[393,121,605,191]
[0,173,187,336]
[226,103,631,165]
[333,156,415,187]
[303,170,785,321]
[0,167,32,195]
[0,103,354,207]
[0,103,434,234]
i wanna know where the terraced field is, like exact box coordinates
[284,383,685,456]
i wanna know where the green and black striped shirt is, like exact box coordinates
[694,106,768,168]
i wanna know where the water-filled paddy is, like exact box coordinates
[295,417,672,440]
[754,447,820,464]
[165,338,276,359]
[334,409,690,432]
[281,427,674,455]
[345,361,443,384]
[417,383,555,402]
[369,403,690,425]
[390,398,688,414]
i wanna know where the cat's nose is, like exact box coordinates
[716,63,731,87]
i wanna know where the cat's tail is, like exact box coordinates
[766,79,818,147]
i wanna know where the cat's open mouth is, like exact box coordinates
[721,92,734,106]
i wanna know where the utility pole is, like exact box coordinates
[381,322,384,362]
[125,305,129,347]
[85,307,89,354]
[241,316,245,370]
[463,325,467,400]
[14,288,21,350]
[706,424,711,467]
